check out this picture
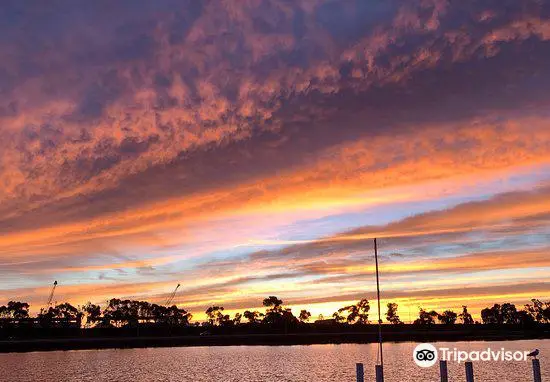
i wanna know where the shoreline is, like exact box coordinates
[2,328,549,353]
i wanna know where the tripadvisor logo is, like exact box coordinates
[413,343,531,367]
[413,343,438,367]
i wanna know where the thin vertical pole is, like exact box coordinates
[532,359,541,382]
[374,238,384,381]
[439,360,448,382]
[375,365,384,382]
[356,363,364,382]
[465,361,474,382]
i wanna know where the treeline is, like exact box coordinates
[1,296,549,329]
[0,299,191,328]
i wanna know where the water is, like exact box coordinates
[1,340,548,381]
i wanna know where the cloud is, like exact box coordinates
[1,112,550,265]
[169,185,550,299]
[2,0,550,210]
[238,184,550,264]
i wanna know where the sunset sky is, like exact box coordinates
[1,0,550,321]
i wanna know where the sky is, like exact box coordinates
[1,0,550,322]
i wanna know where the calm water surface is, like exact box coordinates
[2,340,548,381]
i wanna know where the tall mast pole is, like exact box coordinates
[374,238,384,373]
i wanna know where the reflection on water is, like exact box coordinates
[1,340,548,382]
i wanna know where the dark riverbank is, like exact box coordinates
[2,324,549,353]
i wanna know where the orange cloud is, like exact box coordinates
[2,0,549,213]
[2,113,550,260]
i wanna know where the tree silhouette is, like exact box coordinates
[356,299,370,323]
[525,299,550,323]
[481,304,503,324]
[0,301,30,319]
[386,302,403,325]
[260,297,298,327]
[233,312,242,325]
[337,299,370,324]
[100,299,183,327]
[481,303,529,325]
[332,311,345,323]
[298,310,311,322]
[262,296,285,325]
[438,310,457,325]
[57,303,82,325]
[458,306,474,325]
[500,303,519,324]
[38,303,81,328]
[37,308,55,328]
[102,299,138,327]
[158,305,192,326]
[243,310,263,324]
[337,305,357,324]
[282,308,299,325]
[414,308,438,326]
[515,309,536,325]
[263,296,283,312]
[2,297,550,333]
[0,305,6,319]
[80,302,101,328]
[205,306,229,326]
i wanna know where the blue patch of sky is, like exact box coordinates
[117,164,550,279]
[256,175,549,246]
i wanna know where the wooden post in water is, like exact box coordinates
[356,363,364,382]
[375,365,384,382]
[439,360,448,382]
[465,361,474,382]
[532,359,542,382]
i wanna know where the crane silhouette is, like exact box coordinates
[46,280,58,306]
[165,283,180,306]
